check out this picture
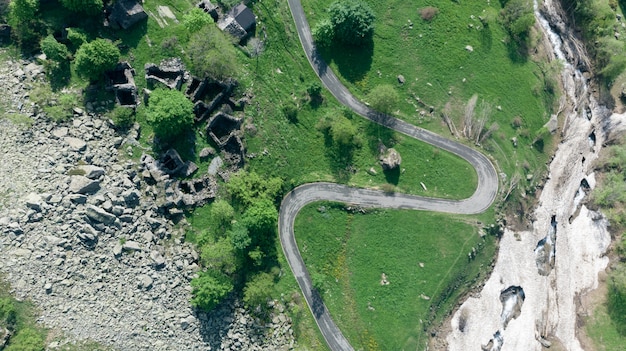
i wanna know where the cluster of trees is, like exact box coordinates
[313,0,375,48]
[499,0,535,47]
[190,171,284,313]
[146,88,195,142]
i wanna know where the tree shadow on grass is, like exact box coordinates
[506,37,529,64]
[319,40,374,84]
[321,131,356,183]
[383,167,400,185]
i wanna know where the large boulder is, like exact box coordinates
[380,148,402,171]
[85,205,116,225]
[69,176,101,194]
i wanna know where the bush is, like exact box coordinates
[182,8,213,32]
[190,270,234,311]
[40,35,69,62]
[74,39,120,82]
[188,26,237,80]
[608,265,626,335]
[66,28,88,52]
[282,101,298,122]
[368,84,399,114]
[145,88,194,141]
[8,0,40,50]
[243,272,274,309]
[419,6,439,21]
[500,0,534,41]
[226,170,283,206]
[0,297,16,327]
[328,0,375,46]
[312,18,334,48]
[109,106,135,129]
[0,0,10,23]
[59,0,102,15]
[5,327,45,351]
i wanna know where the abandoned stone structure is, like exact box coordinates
[105,62,139,107]
[217,4,256,41]
[106,0,148,30]
[196,0,218,22]
[145,58,188,91]
[185,77,241,123]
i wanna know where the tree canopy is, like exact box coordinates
[368,84,399,114]
[146,88,194,141]
[74,39,120,81]
[182,8,214,32]
[59,0,102,15]
[190,270,234,311]
[188,25,238,80]
[328,0,375,46]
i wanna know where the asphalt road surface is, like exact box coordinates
[280,1,499,350]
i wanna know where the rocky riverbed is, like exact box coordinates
[0,54,295,350]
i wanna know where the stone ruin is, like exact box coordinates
[160,149,198,178]
[197,0,218,22]
[186,77,243,123]
[106,0,148,30]
[217,4,256,42]
[145,58,188,91]
[105,62,139,107]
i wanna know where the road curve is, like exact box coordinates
[280,1,500,350]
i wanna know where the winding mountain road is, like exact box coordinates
[279,1,500,350]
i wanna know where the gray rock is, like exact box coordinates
[397,75,405,84]
[150,251,166,268]
[137,274,153,290]
[199,147,215,160]
[121,189,140,206]
[122,240,142,251]
[380,148,402,171]
[24,193,42,212]
[208,156,223,176]
[85,205,116,225]
[77,165,105,179]
[52,127,69,139]
[113,243,123,257]
[67,194,88,204]
[64,137,87,152]
[44,282,52,294]
[69,176,101,195]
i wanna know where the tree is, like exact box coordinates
[74,39,120,82]
[190,270,234,311]
[188,25,238,80]
[328,0,375,46]
[59,0,102,15]
[368,84,399,114]
[501,0,535,42]
[199,237,239,275]
[182,8,213,32]
[243,198,278,236]
[226,170,283,206]
[312,18,334,48]
[243,272,274,309]
[229,222,251,252]
[211,199,235,231]
[330,113,359,148]
[40,35,69,62]
[145,88,194,141]
[66,27,88,52]
[8,0,40,49]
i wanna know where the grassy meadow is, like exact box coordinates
[295,202,497,350]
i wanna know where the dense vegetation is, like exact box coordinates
[588,138,626,345]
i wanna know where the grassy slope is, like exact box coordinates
[302,0,553,179]
[295,203,496,351]
[586,300,626,351]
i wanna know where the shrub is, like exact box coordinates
[328,0,375,46]
[145,88,194,141]
[5,327,45,351]
[40,35,69,62]
[282,101,298,122]
[109,106,135,129]
[74,39,120,82]
[188,26,237,80]
[0,0,10,23]
[500,0,534,42]
[419,6,439,21]
[182,8,213,32]
[8,0,40,50]
[190,270,234,311]
[66,28,88,51]
[243,272,274,309]
[59,0,102,15]
[368,84,399,114]
[312,18,334,48]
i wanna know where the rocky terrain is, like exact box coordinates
[0,54,295,350]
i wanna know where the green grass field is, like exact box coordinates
[302,0,554,179]
[586,298,626,351]
[295,202,496,351]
